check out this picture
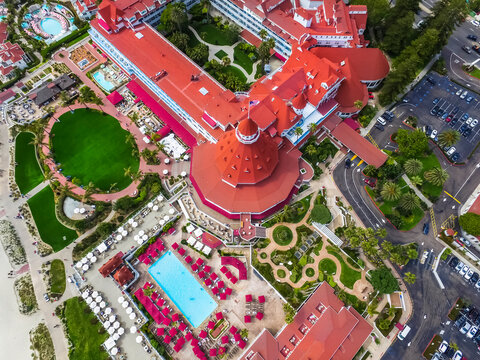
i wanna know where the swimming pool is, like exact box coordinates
[148,251,217,328]
[41,18,62,36]
[93,71,115,92]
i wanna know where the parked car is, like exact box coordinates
[473,44,480,54]
[463,45,472,54]
[455,315,466,328]
[465,269,474,281]
[452,350,463,360]
[433,97,440,104]
[437,108,445,117]
[460,322,472,334]
[382,111,394,121]
[423,223,430,235]
[374,123,384,131]
[463,128,472,137]
[456,89,463,96]
[472,19,480,26]
[364,178,377,187]
[420,250,429,264]
[449,256,459,268]
[462,113,469,120]
[439,340,449,353]
[467,326,479,338]
[468,34,478,41]
[425,125,433,136]
[466,95,474,103]
[368,92,374,99]
[470,272,479,285]
[451,153,460,162]
[460,265,469,276]
[460,237,471,247]
[447,147,456,157]
[476,279,480,290]
[43,293,50,302]
[466,117,473,126]
[426,76,436,85]
[461,91,468,99]
[446,115,453,123]
[456,261,465,272]
[430,106,439,116]
[471,119,478,127]
[442,112,449,120]
[345,159,352,168]
[430,130,438,139]
[377,117,387,126]
[450,118,459,126]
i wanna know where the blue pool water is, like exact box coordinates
[93,71,115,92]
[148,251,217,328]
[41,18,62,36]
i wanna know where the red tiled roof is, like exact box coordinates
[0,89,15,104]
[0,22,7,44]
[98,252,124,277]
[468,196,480,215]
[237,116,258,137]
[106,90,123,104]
[201,232,223,248]
[113,265,134,286]
[331,122,387,168]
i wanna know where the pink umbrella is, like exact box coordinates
[218,281,225,288]
[209,348,217,357]
[185,256,192,263]
[196,258,204,266]
[172,242,179,250]
[256,312,264,320]
[219,346,227,355]
[212,287,219,295]
[203,265,211,273]
[238,340,246,349]
[245,294,252,302]
[220,293,227,300]
[164,335,172,343]
[198,271,206,278]
[216,312,224,320]
[157,298,165,306]
[163,317,171,326]
[221,335,229,344]
[162,307,171,316]
[225,287,232,295]
[171,313,179,322]
[225,271,232,279]
[179,322,187,331]
[220,266,228,273]
[229,326,237,335]
[169,327,177,337]
[210,273,218,280]
[178,248,186,256]
[156,327,165,336]
[207,321,215,329]
[185,332,193,341]
[191,338,199,346]
[191,263,199,272]
[244,315,251,323]
[258,295,266,303]
[205,278,212,286]
[199,330,207,339]
[234,333,241,342]
[231,276,238,284]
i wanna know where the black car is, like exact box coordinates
[449,256,459,268]
[451,106,459,114]
[423,223,429,235]
[450,118,458,126]
[451,153,460,162]
[345,159,352,168]
[463,128,472,137]
[454,315,467,328]
[425,125,433,136]
[460,124,468,132]
[437,108,445,117]
[430,106,439,116]
[374,123,384,131]
[468,34,478,41]
[469,308,479,322]
[470,272,479,285]
[426,76,436,85]
[382,111,394,121]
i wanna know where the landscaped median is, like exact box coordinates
[15,132,44,194]
[423,334,443,360]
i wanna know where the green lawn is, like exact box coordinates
[185,28,201,48]
[277,269,286,278]
[63,297,109,360]
[28,186,77,252]
[51,109,139,191]
[467,66,480,80]
[50,259,66,296]
[221,65,247,82]
[327,249,361,289]
[15,132,44,194]
[215,49,228,60]
[233,45,254,74]
[194,23,235,45]
[272,226,293,246]
[319,258,337,274]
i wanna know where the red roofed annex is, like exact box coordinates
[89,0,389,219]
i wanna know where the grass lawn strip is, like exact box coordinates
[30,322,55,360]
[327,248,361,289]
[28,186,77,252]
[193,23,235,45]
[233,45,254,74]
[423,334,442,360]
[50,259,66,296]
[51,108,139,191]
[277,269,286,278]
[63,297,109,360]
[318,258,337,274]
[215,49,228,60]
[220,65,247,82]
[15,132,44,194]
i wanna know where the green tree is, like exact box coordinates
[294,127,304,140]
[398,192,420,212]
[381,182,402,202]
[459,213,480,236]
[200,0,211,20]
[378,318,391,330]
[160,2,188,33]
[407,248,418,260]
[369,267,399,294]
[258,38,275,64]
[396,129,428,158]
[424,167,449,186]
[259,29,268,40]
[354,100,363,109]
[410,175,423,187]
[168,32,190,52]
[438,130,460,148]
[403,158,423,176]
[283,303,295,324]
[186,44,209,66]
[381,12,416,56]
[308,122,317,135]
[221,56,231,67]
[404,272,416,284]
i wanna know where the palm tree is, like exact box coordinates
[354,100,363,109]
[403,158,423,176]
[380,182,402,202]
[404,272,416,284]
[60,183,73,197]
[170,3,187,32]
[131,170,143,182]
[82,182,96,203]
[398,192,420,212]
[305,144,317,157]
[410,175,423,187]
[294,127,304,140]
[200,0,211,20]
[259,29,268,40]
[221,56,231,67]
[424,167,449,186]
[308,123,318,136]
[438,130,460,148]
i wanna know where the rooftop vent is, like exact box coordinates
[135,32,144,39]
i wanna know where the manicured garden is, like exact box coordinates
[305,268,315,277]
[272,225,293,246]
[49,259,66,296]
[27,186,77,252]
[61,297,109,360]
[233,44,256,74]
[15,132,44,194]
[214,49,228,59]
[327,247,362,289]
[263,194,312,227]
[193,23,238,46]
[375,303,403,337]
[319,258,337,274]
[50,109,139,191]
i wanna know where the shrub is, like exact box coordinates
[310,204,332,224]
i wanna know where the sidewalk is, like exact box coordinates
[402,174,433,207]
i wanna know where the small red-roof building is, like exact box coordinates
[98,251,124,277]
[0,42,28,82]
[201,232,223,249]
[239,283,373,360]
[0,88,15,105]
[73,0,99,19]
[113,265,135,286]
[106,90,123,104]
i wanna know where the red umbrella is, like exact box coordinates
[171,313,179,322]
[179,322,187,331]
[207,321,215,329]
[199,330,207,339]
[244,315,251,323]
[209,348,217,357]
[157,298,165,306]
[225,287,232,295]
[156,327,165,336]
[220,293,227,300]
[231,276,238,284]
[163,317,171,326]
[198,271,206,278]
[238,340,246,349]
[218,281,225,288]
[164,335,172,343]
[245,294,252,302]
[162,307,171,316]
[234,333,241,342]
[205,278,212,286]
[172,242,179,250]
[219,346,226,355]
[204,265,211,273]
[196,258,204,266]
[191,263,199,272]
[256,312,264,320]
[216,312,224,320]
[210,272,218,280]
[258,295,265,303]
[220,266,228,273]
[185,256,192,263]
[212,287,219,295]
[221,335,229,344]
[178,248,186,256]
[225,271,232,279]
[169,327,177,337]
[191,338,199,346]
[229,326,237,335]
[185,332,193,341]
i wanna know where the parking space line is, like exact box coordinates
[444,190,462,204]
[356,159,364,167]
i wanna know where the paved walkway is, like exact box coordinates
[188,26,259,82]
[402,174,434,207]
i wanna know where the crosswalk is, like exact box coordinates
[366,133,379,149]
[430,208,438,236]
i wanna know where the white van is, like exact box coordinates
[377,117,387,126]
[397,325,411,340]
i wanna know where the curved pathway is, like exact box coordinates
[256,191,373,298]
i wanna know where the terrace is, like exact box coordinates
[70,45,98,71]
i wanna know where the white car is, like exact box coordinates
[456,89,463,96]
[465,269,474,280]
[467,326,478,338]
[430,130,438,139]
[460,265,469,276]
[472,19,480,27]
[453,350,463,360]
[461,91,468,99]
[438,340,449,353]
[447,147,456,156]
[471,119,478,128]
[460,322,471,334]
[420,250,429,265]
[456,261,464,272]
[475,279,480,289]
[377,117,387,126]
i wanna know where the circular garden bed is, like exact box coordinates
[305,267,315,277]
[277,269,286,278]
[319,258,337,274]
[272,225,293,246]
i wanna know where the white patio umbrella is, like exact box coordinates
[163,215,170,221]
[113,321,120,329]
[162,169,168,175]
[81,258,88,264]
[117,296,125,304]
[157,195,164,201]
[104,321,111,329]
[105,307,112,315]
[108,327,115,335]
[80,208,86,214]
[109,315,116,323]
[137,238,143,245]
[89,301,96,309]
[112,333,120,341]
[74,208,80,214]
[122,230,127,237]
[139,230,145,236]
[164,158,170,164]
[148,202,153,208]
[152,205,159,211]
[111,347,119,356]
[118,227,124,233]
[75,262,82,269]
[128,218,134,224]
[122,301,129,308]
[134,235,139,241]
[118,327,124,335]
[87,252,93,259]
[181,171,187,177]
[126,307,133,314]
[169,208,175,215]
[99,301,106,308]
[82,291,89,299]
[136,336,143,343]
[92,291,99,298]
[116,234,122,241]
[183,155,190,161]
[90,256,97,263]
[95,296,102,303]
[142,235,148,241]
[86,297,93,305]
[130,326,137,334]
[93,306,100,314]
[132,222,138,228]
[82,264,89,271]
[129,312,136,320]
[159,219,165,226]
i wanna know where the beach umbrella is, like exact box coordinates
[113,321,120,329]
[75,262,82,269]
[105,307,112,315]
[116,234,122,241]
[99,301,106,308]
[128,218,134,224]
[86,297,93,305]
[81,258,88,264]
[87,252,93,259]
[148,202,153,208]
[164,158,170,164]
[139,230,145,236]
[122,230,127,237]
[80,208,86,214]
[137,238,143,245]
[92,291,98,298]
[74,208,80,214]
[118,226,124,233]
[159,219,165,226]
[183,155,189,161]
[104,321,111,329]
[117,296,124,304]
[169,208,175,215]
[95,296,102,303]
[181,171,187,177]
[157,195,164,201]
[162,169,168,175]
[132,222,138,228]
[93,306,100,314]
[117,327,124,335]
[111,347,118,355]
[171,313,179,322]
[130,326,137,334]
[126,307,133,314]
[129,312,136,320]
[82,264,89,271]
[90,256,97,263]
[136,336,143,343]
[134,235,140,241]
[108,327,115,335]
[153,205,159,211]
[122,301,129,308]
[82,291,89,299]
[109,315,116,323]
[142,235,148,241]
[164,215,169,221]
